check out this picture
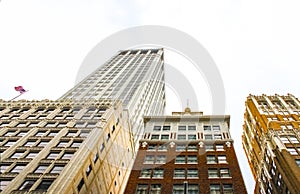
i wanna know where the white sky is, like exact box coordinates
[1,0,300,192]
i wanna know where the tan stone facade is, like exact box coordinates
[242,94,300,194]
[0,99,134,194]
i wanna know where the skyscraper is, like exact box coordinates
[125,108,247,193]
[242,94,300,194]
[0,48,166,193]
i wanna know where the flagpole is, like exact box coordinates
[10,90,28,101]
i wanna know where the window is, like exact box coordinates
[173,184,184,193]
[47,152,60,159]
[213,125,220,131]
[86,122,96,128]
[38,141,49,147]
[287,147,298,155]
[188,125,196,131]
[0,179,12,191]
[19,180,36,190]
[218,155,227,163]
[26,151,40,159]
[100,143,105,152]
[210,184,221,194]
[144,155,155,164]
[153,126,161,131]
[50,165,64,174]
[10,151,25,159]
[136,184,147,194]
[178,126,186,131]
[4,140,17,147]
[46,122,56,127]
[148,144,156,151]
[35,131,46,137]
[175,155,185,164]
[176,145,186,151]
[174,169,185,178]
[188,184,199,194]
[205,135,213,140]
[161,135,169,140]
[17,132,27,137]
[216,144,224,151]
[223,184,234,194]
[36,180,53,191]
[48,131,59,137]
[151,135,159,140]
[188,135,197,140]
[208,169,219,178]
[157,144,167,151]
[140,169,151,178]
[206,145,214,151]
[156,155,166,164]
[178,135,186,140]
[86,165,92,176]
[187,169,198,178]
[163,126,170,131]
[207,155,217,164]
[23,141,36,147]
[0,164,10,173]
[204,125,211,131]
[296,159,300,167]
[11,164,27,173]
[187,144,197,151]
[187,155,197,163]
[34,165,49,173]
[66,131,77,137]
[213,134,221,140]
[153,169,164,178]
[61,152,74,160]
[57,141,69,147]
[290,136,299,143]
[71,141,82,148]
[4,131,15,136]
[220,168,231,178]
[150,184,161,194]
[79,130,90,137]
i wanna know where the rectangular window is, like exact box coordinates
[144,155,155,164]
[161,135,169,140]
[0,164,11,173]
[156,155,166,164]
[188,184,199,194]
[178,126,186,131]
[47,152,60,159]
[178,135,186,140]
[38,141,49,147]
[187,155,197,163]
[11,164,27,173]
[157,144,167,151]
[207,155,217,164]
[61,152,74,160]
[36,180,53,191]
[4,140,17,147]
[287,148,298,155]
[163,126,170,131]
[147,144,156,151]
[208,169,219,178]
[175,155,185,164]
[48,131,58,137]
[19,180,36,190]
[188,125,196,131]
[153,169,164,178]
[23,141,35,147]
[50,165,64,174]
[187,169,198,178]
[26,151,40,159]
[187,144,197,151]
[57,141,69,147]
[136,184,148,194]
[150,184,161,194]
[296,159,300,167]
[34,165,49,173]
[216,144,224,151]
[79,130,90,137]
[10,151,25,159]
[151,135,159,140]
[153,126,161,131]
[204,125,211,131]
[218,155,227,163]
[214,134,222,140]
[223,184,234,194]
[205,135,213,140]
[212,125,220,131]
[71,141,82,148]
[220,168,231,178]
[187,134,196,140]
[0,180,12,191]
[206,145,214,151]
[173,185,184,193]
[140,169,151,178]
[174,169,185,178]
[176,144,186,151]
[210,184,221,194]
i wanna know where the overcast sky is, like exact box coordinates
[2,1,300,192]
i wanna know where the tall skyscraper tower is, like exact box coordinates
[242,94,300,194]
[125,108,247,193]
[0,48,166,194]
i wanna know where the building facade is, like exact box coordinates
[125,108,247,194]
[242,94,300,194]
[0,48,166,194]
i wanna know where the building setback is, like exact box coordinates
[242,94,300,194]
[125,108,247,194]
[0,48,166,194]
